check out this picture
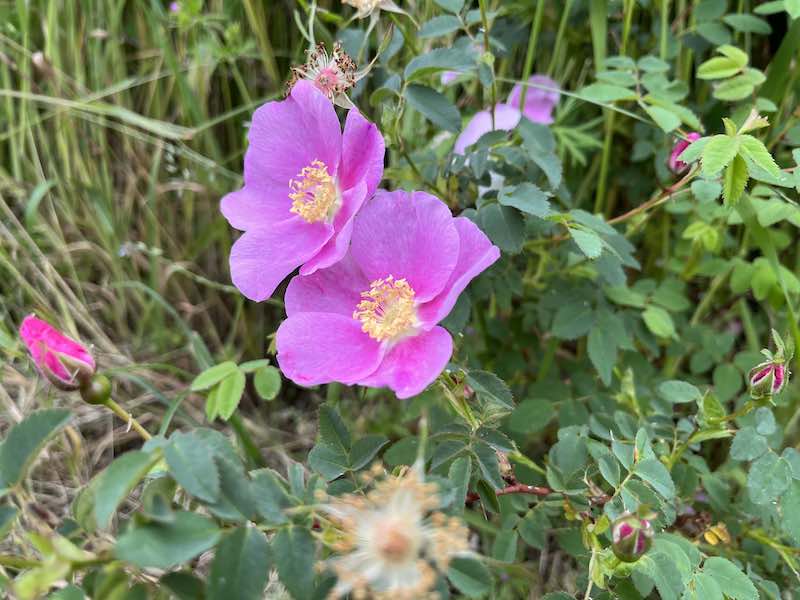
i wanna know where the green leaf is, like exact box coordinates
[781,480,800,544]
[448,456,471,515]
[419,15,461,37]
[498,183,552,218]
[588,325,616,385]
[701,134,740,176]
[404,48,475,81]
[642,305,676,339]
[569,228,603,259]
[473,441,505,489]
[165,430,220,503]
[723,155,749,204]
[434,0,465,12]
[730,427,768,461]
[492,529,518,562]
[215,368,246,421]
[579,83,638,103]
[308,405,351,480]
[208,527,270,600]
[633,551,685,600]
[253,366,281,401]
[466,371,514,410]
[739,135,782,178]
[404,84,461,133]
[691,180,722,202]
[714,77,756,101]
[238,359,270,373]
[448,557,492,598]
[697,57,743,80]
[474,204,525,254]
[161,573,206,600]
[273,526,316,600]
[718,44,750,67]
[703,557,758,600]
[94,450,158,529]
[349,435,390,472]
[658,380,702,404]
[682,572,723,600]
[634,458,676,499]
[723,14,771,34]
[191,361,238,391]
[644,104,682,132]
[115,511,220,569]
[0,409,71,492]
[747,451,792,504]
[787,0,800,19]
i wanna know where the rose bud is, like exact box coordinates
[668,132,701,174]
[19,315,96,391]
[611,513,654,562]
[749,360,788,399]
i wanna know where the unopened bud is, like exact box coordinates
[611,513,653,562]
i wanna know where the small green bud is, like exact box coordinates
[80,374,112,405]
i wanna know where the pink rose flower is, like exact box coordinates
[19,315,95,391]
[507,74,560,125]
[221,80,385,301]
[668,132,701,174]
[276,189,500,399]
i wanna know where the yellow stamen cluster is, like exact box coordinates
[319,466,470,600]
[288,160,338,223]
[353,276,417,342]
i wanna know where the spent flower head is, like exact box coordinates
[319,465,470,599]
[342,0,406,19]
[289,42,359,108]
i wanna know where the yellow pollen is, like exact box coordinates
[353,276,416,342]
[289,160,338,223]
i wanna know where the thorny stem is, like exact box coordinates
[103,398,152,441]
[478,0,497,128]
[465,481,611,505]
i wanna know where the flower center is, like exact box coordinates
[354,276,417,342]
[377,521,416,563]
[288,160,338,223]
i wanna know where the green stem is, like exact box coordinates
[519,0,546,108]
[104,398,152,441]
[478,0,497,127]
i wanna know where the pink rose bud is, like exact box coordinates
[749,361,788,399]
[611,513,654,562]
[19,315,96,391]
[668,132,701,174]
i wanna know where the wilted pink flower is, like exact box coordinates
[454,103,522,154]
[507,74,560,125]
[276,190,500,399]
[19,315,95,391]
[668,132,701,174]
[221,80,385,301]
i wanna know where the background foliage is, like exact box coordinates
[2,0,800,598]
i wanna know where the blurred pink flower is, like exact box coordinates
[19,315,95,391]
[454,103,522,154]
[276,190,500,398]
[221,80,385,301]
[454,74,559,154]
[668,132,701,174]
[169,1,180,12]
[507,74,560,124]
